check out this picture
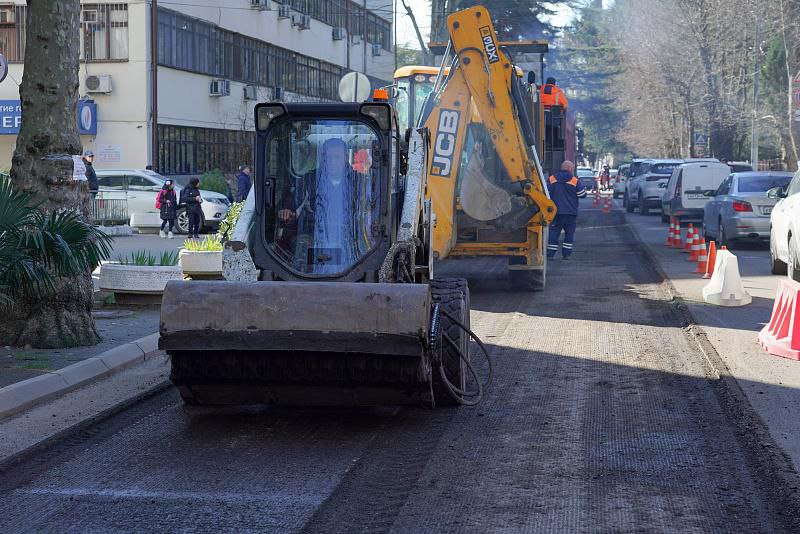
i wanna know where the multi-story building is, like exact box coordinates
[0,0,394,176]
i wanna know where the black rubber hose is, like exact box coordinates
[438,308,494,406]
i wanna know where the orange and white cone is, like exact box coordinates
[683,224,695,253]
[603,197,611,213]
[694,239,708,273]
[688,232,701,261]
[670,218,680,248]
[703,240,718,278]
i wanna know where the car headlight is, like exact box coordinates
[203,197,227,205]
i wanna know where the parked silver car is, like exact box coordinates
[624,159,682,215]
[702,171,793,247]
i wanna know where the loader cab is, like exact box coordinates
[393,66,439,134]
[253,102,400,282]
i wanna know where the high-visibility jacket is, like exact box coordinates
[540,84,569,109]
[548,170,586,216]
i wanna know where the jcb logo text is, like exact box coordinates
[431,109,460,177]
[480,26,500,64]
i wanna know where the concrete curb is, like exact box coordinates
[0,332,160,421]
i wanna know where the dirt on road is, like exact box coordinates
[1,208,798,533]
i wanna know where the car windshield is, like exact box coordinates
[629,161,648,176]
[395,78,434,133]
[577,170,594,178]
[737,175,792,193]
[265,119,382,276]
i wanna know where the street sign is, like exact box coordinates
[694,133,709,146]
[338,72,371,102]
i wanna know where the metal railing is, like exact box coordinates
[92,198,128,225]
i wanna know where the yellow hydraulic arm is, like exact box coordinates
[423,5,556,259]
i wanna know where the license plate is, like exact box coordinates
[762,207,772,215]
[686,193,705,199]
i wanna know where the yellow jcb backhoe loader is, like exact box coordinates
[395,7,556,290]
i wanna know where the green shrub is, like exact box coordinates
[183,235,223,252]
[116,250,179,266]
[0,177,112,308]
[217,201,245,241]
[199,169,229,196]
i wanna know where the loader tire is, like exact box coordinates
[430,278,469,407]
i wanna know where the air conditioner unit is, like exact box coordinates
[291,14,310,29]
[243,85,258,101]
[351,34,361,45]
[332,27,345,41]
[371,43,382,57]
[0,8,15,24]
[277,5,291,19]
[209,79,231,97]
[250,0,271,10]
[85,74,112,94]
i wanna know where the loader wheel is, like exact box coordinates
[430,278,469,407]
[508,257,546,291]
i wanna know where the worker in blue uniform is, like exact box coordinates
[547,160,587,260]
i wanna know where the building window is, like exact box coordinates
[81,3,129,61]
[0,4,23,62]
[158,124,254,176]
[286,0,391,49]
[157,7,351,101]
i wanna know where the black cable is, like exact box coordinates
[434,307,493,406]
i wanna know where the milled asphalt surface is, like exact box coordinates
[624,203,800,473]
[2,205,799,532]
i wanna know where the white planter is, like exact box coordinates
[99,263,183,294]
[129,212,161,228]
[179,250,223,275]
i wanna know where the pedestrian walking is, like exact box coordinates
[180,177,203,239]
[236,165,252,202]
[83,151,98,199]
[156,179,178,239]
[547,160,587,260]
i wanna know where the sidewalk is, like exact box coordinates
[1,310,159,388]
[623,205,800,472]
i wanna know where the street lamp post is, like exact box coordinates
[751,9,760,169]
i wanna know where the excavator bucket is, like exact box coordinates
[159,280,436,406]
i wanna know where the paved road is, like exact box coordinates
[2,207,799,532]
[624,204,800,473]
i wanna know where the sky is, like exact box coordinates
[395,1,579,48]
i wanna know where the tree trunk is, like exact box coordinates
[6,0,99,348]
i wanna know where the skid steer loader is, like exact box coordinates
[159,100,483,407]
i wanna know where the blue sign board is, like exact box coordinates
[0,99,97,135]
[77,99,97,135]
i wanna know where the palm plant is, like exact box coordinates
[0,177,113,308]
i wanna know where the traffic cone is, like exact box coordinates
[702,250,752,306]
[694,239,708,273]
[672,220,683,249]
[703,240,717,279]
[602,197,610,214]
[592,190,599,207]
[683,224,694,253]
[688,232,701,261]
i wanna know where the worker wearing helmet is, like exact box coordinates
[547,160,586,260]
[540,77,569,109]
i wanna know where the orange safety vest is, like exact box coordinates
[549,175,579,187]
[540,84,568,109]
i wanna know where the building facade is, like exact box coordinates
[0,0,394,176]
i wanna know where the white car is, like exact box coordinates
[769,170,800,280]
[95,169,230,234]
